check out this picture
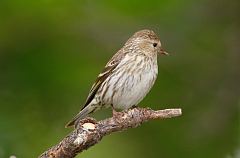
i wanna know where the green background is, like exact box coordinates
[0,0,239,158]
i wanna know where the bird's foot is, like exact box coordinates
[130,105,138,109]
[112,108,122,117]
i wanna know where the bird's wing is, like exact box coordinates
[81,50,125,110]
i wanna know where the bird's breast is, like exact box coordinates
[101,54,158,110]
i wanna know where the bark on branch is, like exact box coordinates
[39,107,182,158]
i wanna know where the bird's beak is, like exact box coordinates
[160,48,169,56]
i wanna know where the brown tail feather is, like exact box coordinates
[65,105,95,128]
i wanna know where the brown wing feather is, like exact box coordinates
[81,50,126,110]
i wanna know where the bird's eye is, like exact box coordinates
[153,43,157,47]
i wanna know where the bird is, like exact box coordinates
[65,29,168,128]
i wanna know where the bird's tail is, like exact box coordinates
[65,105,95,128]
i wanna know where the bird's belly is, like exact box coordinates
[102,67,157,110]
[114,75,155,109]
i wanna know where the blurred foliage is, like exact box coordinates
[0,0,239,158]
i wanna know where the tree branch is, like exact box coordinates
[39,107,182,158]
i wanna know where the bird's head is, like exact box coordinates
[126,29,168,56]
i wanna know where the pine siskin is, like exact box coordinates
[66,29,168,127]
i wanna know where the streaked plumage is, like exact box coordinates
[66,29,168,127]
